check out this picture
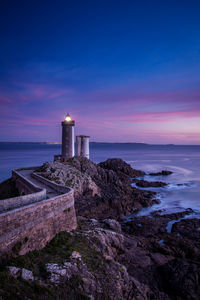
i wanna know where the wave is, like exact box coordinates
[166,182,196,190]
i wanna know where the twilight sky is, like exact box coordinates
[0,0,200,144]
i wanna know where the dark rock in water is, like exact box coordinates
[133,179,167,188]
[149,170,173,176]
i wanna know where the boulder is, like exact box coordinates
[7,266,20,278]
[149,170,173,176]
[21,268,34,281]
[133,179,167,188]
[103,219,122,232]
[7,266,34,281]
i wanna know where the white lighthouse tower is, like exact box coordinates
[61,113,75,159]
[54,113,75,161]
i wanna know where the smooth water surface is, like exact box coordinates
[0,143,200,215]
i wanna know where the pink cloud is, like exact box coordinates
[0,74,200,144]
[111,109,200,123]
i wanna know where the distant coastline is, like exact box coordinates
[0,142,200,146]
[0,141,61,145]
[0,141,148,145]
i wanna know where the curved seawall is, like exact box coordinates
[0,167,77,257]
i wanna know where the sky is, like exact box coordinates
[0,0,200,144]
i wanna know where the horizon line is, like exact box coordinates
[0,141,200,146]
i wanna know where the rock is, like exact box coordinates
[37,161,100,198]
[133,179,167,188]
[7,266,21,278]
[71,251,82,260]
[7,266,34,281]
[21,268,34,281]
[150,253,170,266]
[103,219,122,232]
[46,263,66,276]
[46,263,67,283]
[90,227,125,260]
[160,259,200,299]
[98,158,145,178]
[149,170,173,176]
[90,219,99,226]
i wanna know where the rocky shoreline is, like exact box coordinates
[37,157,158,220]
[0,158,200,299]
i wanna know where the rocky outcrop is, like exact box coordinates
[4,212,200,299]
[149,170,173,176]
[3,218,149,300]
[121,211,200,299]
[37,161,99,198]
[98,158,145,179]
[3,157,197,299]
[133,179,167,188]
[37,157,156,220]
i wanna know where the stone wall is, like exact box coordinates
[0,167,77,257]
[31,172,68,194]
[0,190,76,256]
[0,170,46,213]
[13,168,42,195]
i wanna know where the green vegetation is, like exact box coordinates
[50,168,56,173]
[0,231,106,299]
[11,241,22,255]
[64,207,71,213]
[0,269,89,300]
[24,237,29,243]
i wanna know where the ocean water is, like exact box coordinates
[0,143,200,215]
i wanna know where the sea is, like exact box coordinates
[0,142,200,217]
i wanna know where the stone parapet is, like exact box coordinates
[0,169,46,213]
[0,166,77,257]
[31,172,70,194]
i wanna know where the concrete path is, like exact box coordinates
[18,169,60,198]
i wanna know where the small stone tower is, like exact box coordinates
[76,135,90,159]
[61,113,75,159]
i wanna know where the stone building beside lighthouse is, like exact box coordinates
[76,135,90,159]
[54,113,90,161]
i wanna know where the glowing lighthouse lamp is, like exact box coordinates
[65,113,71,122]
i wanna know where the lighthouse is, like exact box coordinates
[54,113,90,162]
[61,113,75,159]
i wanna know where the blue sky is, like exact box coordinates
[0,0,200,143]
